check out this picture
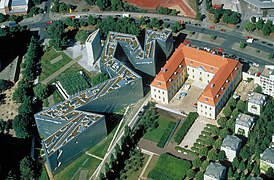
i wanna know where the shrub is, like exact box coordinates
[174,112,199,144]
[240,41,246,49]
[157,121,176,148]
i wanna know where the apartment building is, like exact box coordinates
[204,162,226,180]
[247,92,266,115]
[151,44,242,119]
[221,135,242,162]
[259,65,274,96]
[0,0,29,15]
[260,148,274,173]
[235,113,255,137]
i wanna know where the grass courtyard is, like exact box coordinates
[40,48,72,82]
[143,115,175,144]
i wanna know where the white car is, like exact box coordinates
[246,39,254,43]
[203,47,210,52]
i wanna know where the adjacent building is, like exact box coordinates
[212,0,240,12]
[247,92,266,115]
[85,29,102,66]
[221,135,242,162]
[243,0,274,13]
[259,65,274,96]
[235,113,255,137]
[0,0,29,15]
[151,44,242,119]
[35,29,173,175]
[204,162,226,180]
[260,148,274,173]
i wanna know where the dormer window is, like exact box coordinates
[235,67,238,70]
[190,61,193,65]
[210,67,213,71]
[169,79,172,82]
[210,84,215,88]
[163,68,168,73]
[216,94,220,97]
[205,98,208,102]
[179,64,182,68]
[157,82,161,86]
[221,87,225,90]
[174,72,177,75]
[226,79,229,83]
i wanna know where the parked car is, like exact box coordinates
[220,28,226,32]
[217,47,224,52]
[204,47,210,52]
[46,21,52,24]
[163,18,170,21]
[69,16,75,19]
[245,36,252,39]
[194,23,201,26]
[178,20,184,24]
[209,26,215,29]
[180,92,187,97]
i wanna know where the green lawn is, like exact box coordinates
[148,153,191,180]
[87,124,119,158]
[54,155,101,180]
[40,48,72,82]
[143,115,175,143]
[143,155,159,178]
[126,154,150,180]
[38,166,49,180]
[53,90,63,104]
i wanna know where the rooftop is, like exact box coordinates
[261,65,274,78]
[248,92,266,105]
[261,148,274,164]
[236,113,255,128]
[204,162,226,179]
[151,44,242,106]
[221,135,242,151]
[243,0,274,9]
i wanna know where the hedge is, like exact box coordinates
[174,112,199,144]
[157,121,176,148]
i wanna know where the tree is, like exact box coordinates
[0,119,6,133]
[91,73,108,85]
[231,108,240,119]
[268,53,274,60]
[75,30,89,44]
[240,41,246,49]
[12,114,32,138]
[232,157,239,168]
[88,15,96,25]
[228,168,233,177]
[234,171,240,179]
[256,19,264,30]
[149,18,160,29]
[18,97,33,114]
[64,17,76,27]
[96,0,111,11]
[236,100,246,112]
[218,150,226,161]
[208,148,218,161]
[245,22,256,32]
[0,79,10,91]
[251,16,256,23]
[0,28,7,37]
[187,169,195,179]
[223,106,232,118]
[195,172,203,180]
[200,147,209,156]
[0,13,5,23]
[254,85,262,93]
[239,161,246,171]
[214,138,223,149]
[266,167,274,177]
[217,117,226,127]
[227,97,237,108]
[12,80,30,103]
[201,160,209,170]
[220,128,228,139]
[196,12,202,21]
[192,158,202,168]
[262,24,271,36]
[20,156,35,180]
[34,83,49,100]
[47,21,67,50]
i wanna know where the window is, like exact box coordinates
[187,68,189,71]
[192,69,194,72]
[209,113,211,117]
[163,98,165,101]
[209,107,212,110]
[154,95,156,98]
[205,106,207,109]
[154,89,156,91]
[200,72,202,75]
[207,74,209,77]
[162,91,164,94]
[192,75,194,78]
[159,96,161,99]
[205,98,208,102]
[205,112,207,115]
[201,104,203,107]
[190,61,193,65]
[158,90,160,93]
[210,67,213,71]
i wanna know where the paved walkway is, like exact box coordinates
[139,153,154,179]
[138,138,195,161]
[85,152,103,161]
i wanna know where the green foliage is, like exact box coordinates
[174,112,199,144]
[268,53,274,60]
[51,0,72,13]
[256,19,264,30]
[31,0,42,5]
[201,160,209,170]
[227,97,237,108]
[124,149,144,172]
[0,13,5,23]
[240,41,246,49]
[59,71,91,95]
[254,85,262,93]
[218,150,226,161]
[97,17,140,38]
[236,100,246,112]
[0,28,7,37]
[12,80,31,103]
[12,113,32,138]
[211,35,217,40]
[223,106,232,118]
[245,22,256,32]
[186,169,195,179]
[217,117,226,127]
[157,121,176,148]
[208,148,218,161]
[18,97,33,114]
[75,30,89,44]
[157,6,178,15]
[192,158,202,168]
[231,108,240,119]
[20,156,35,180]
[91,73,108,86]
[171,21,183,33]
[34,83,49,100]
[148,153,191,180]
[22,36,40,81]
[48,21,67,50]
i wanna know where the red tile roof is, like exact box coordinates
[151,44,242,106]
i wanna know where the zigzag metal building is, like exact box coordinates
[35,29,173,175]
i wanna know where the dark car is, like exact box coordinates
[163,18,170,21]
